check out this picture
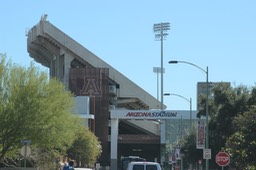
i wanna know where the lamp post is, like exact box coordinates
[169,60,209,170]
[164,93,192,128]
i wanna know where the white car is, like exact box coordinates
[74,168,93,170]
[127,161,161,170]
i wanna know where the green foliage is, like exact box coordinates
[226,106,256,169]
[0,54,80,165]
[182,82,256,169]
[67,127,102,166]
[180,127,203,168]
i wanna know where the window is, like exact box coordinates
[146,165,158,170]
[133,165,144,170]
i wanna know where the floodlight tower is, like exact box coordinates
[153,22,170,168]
[153,22,170,110]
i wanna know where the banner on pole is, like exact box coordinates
[196,119,205,149]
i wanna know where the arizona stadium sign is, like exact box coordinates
[110,110,193,119]
[126,111,177,118]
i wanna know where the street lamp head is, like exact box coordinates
[169,60,207,75]
[168,60,178,64]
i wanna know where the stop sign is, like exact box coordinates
[215,152,230,166]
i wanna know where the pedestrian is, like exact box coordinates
[62,157,69,170]
[63,160,75,170]
[68,160,75,170]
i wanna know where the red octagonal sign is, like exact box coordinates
[216,152,230,166]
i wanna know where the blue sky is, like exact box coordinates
[1,0,256,110]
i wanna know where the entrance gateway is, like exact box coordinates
[110,109,195,170]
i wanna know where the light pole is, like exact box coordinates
[164,93,192,128]
[153,22,170,110]
[154,23,170,168]
[169,60,209,170]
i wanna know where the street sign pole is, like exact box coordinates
[24,145,27,167]
[21,140,31,167]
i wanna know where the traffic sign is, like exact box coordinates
[203,149,211,159]
[21,139,31,145]
[20,145,31,157]
[216,152,230,166]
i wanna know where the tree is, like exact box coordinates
[0,54,80,166]
[67,127,102,167]
[180,127,203,169]
[183,83,255,169]
[226,103,256,169]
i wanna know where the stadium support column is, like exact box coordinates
[111,118,118,170]
[62,51,74,89]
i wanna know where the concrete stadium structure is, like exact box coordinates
[27,16,197,170]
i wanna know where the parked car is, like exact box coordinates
[121,156,146,170]
[127,161,161,170]
[74,168,93,170]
